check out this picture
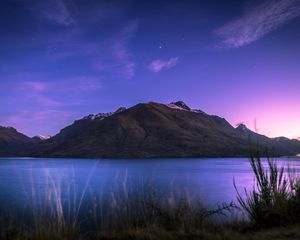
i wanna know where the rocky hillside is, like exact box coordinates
[28,101,300,158]
[1,101,299,158]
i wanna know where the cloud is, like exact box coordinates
[7,72,102,92]
[43,20,138,79]
[21,81,49,91]
[148,57,179,73]
[38,0,76,26]
[215,0,300,48]
[8,1,138,80]
[111,21,139,79]
[1,73,102,107]
[19,0,138,79]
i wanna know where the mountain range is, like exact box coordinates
[1,101,300,158]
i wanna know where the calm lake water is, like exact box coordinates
[0,157,300,216]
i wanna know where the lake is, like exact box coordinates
[0,157,300,219]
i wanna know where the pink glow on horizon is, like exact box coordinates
[227,101,300,139]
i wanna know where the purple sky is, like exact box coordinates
[1,0,300,138]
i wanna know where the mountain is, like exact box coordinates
[235,123,300,156]
[1,101,299,158]
[28,101,300,158]
[0,126,33,156]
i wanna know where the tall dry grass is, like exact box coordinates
[1,155,300,239]
[0,165,236,240]
[235,155,300,228]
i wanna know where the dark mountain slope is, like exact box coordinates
[30,101,300,158]
[0,126,33,156]
[236,123,300,156]
[2,101,300,158]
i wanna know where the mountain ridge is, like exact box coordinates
[1,101,300,158]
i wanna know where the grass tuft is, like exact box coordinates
[235,155,300,228]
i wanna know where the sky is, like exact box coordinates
[0,0,300,138]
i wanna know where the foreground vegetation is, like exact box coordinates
[1,155,300,240]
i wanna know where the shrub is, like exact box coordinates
[235,155,300,228]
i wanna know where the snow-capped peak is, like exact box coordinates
[168,101,191,111]
[82,107,127,121]
[166,101,204,114]
[115,107,127,113]
[35,135,51,140]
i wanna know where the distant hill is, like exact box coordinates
[23,101,300,158]
[0,126,33,156]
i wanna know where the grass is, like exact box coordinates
[235,154,300,228]
[0,192,237,240]
[1,154,300,239]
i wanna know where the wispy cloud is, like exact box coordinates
[21,81,49,91]
[43,20,138,79]
[10,73,102,92]
[111,21,138,79]
[38,0,76,26]
[148,57,179,73]
[1,72,102,107]
[215,0,300,48]
[20,1,138,79]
